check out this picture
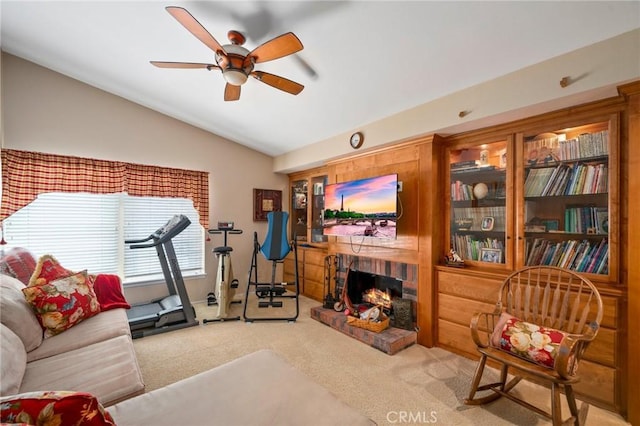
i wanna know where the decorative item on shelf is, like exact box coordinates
[479,149,489,166]
[444,249,465,268]
[526,133,560,166]
[498,148,507,169]
[560,76,571,88]
[541,219,559,232]
[473,182,489,200]
[481,216,495,231]
[454,218,473,231]
[294,192,307,209]
[479,247,502,263]
[525,217,547,232]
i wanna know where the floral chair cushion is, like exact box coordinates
[1,391,115,425]
[22,271,101,338]
[491,312,567,369]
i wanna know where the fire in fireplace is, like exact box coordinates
[362,288,392,309]
[347,270,403,306]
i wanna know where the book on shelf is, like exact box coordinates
[524,161,608,198]
[525,167,556,197]
[556,130,609,161]
[564,206,607,234]
[451,233,504,262]
[524,236,608,274]
[453,206,506,232]
[595,207,608,234]
[596,250,609,274]
[585,238,607,273]
[451,160,477,170]
[451,164,497,173]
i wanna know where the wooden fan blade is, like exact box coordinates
[165,6,227,56]
[150,61,220,70]
[224,83,241,101]
[248,32,303,64]
[251,71,304,95]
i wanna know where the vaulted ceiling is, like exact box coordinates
[2,1,639,156]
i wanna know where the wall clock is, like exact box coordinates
[350,132,364,149]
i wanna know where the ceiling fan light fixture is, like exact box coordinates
[223,69,248,86]
[156,7,304,100]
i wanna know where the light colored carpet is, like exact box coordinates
[132,295,628,426]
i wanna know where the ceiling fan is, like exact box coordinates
[151,6,304,101]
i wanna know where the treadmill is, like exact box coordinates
[125,214,199,338]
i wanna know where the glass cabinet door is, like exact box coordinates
[291,179,308,241]
[519,118,614,277]
[310,175,328,243]
[448,139,510,266]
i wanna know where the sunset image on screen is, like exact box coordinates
[323,174,398,239]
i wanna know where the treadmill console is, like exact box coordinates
[217,221,234,231]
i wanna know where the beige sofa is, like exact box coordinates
[0,273,145,406]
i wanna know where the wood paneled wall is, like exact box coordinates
[325,135,444,346]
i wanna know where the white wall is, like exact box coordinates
[274,28,640,173]
[1,52,289,304]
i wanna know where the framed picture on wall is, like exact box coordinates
[253,189,282,221]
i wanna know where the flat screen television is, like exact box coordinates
[323,173,398,239]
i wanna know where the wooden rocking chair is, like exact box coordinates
[464,266,603,426]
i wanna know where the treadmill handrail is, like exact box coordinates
[129,242,158,249]
[126,215,191,249]
[125,235,155,245]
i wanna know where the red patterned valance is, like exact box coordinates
[1,149,209,229]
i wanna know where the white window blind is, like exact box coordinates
[3,192,204,284]
[123,196,204,283]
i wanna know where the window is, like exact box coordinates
[3,192,204,285]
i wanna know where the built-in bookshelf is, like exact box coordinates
[448,140,509,265]
[443,116,617,278]
[520,120,613,275]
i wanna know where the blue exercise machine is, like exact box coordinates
[243,211,299,322]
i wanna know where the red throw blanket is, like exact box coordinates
[91,274,131,311]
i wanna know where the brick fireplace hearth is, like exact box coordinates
[310,254,418,355]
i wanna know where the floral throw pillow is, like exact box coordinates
[0,391,115,425]
[22,271,101,338]
[491,313,567,369]
[28,254,74,287]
